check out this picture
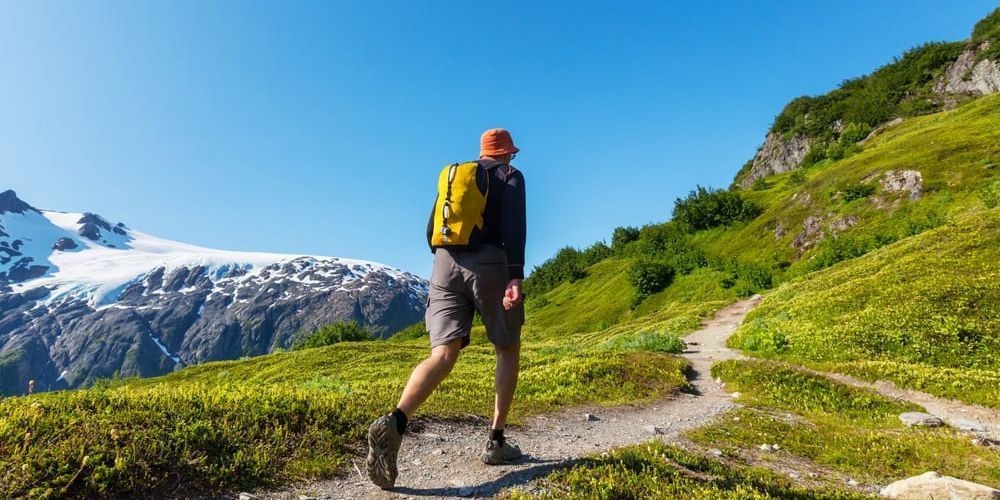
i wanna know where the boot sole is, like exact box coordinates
[366,421,398,490]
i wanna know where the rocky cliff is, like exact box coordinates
[934,41,1000,99]
[0,190,428,395]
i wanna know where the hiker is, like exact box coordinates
[366,128,527,490]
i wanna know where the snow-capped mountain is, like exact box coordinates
[0,190,428,395]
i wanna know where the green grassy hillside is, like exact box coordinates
[731,209,1000,407]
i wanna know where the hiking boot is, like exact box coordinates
[480,439,522,465]
[366,413,403,489]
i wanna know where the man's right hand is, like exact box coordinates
[502,279,523,311]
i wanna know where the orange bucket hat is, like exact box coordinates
[480,128,520,157]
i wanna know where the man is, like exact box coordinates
[366,128,527,490]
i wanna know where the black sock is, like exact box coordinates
[490,428,505,446]
[391,408,408,435]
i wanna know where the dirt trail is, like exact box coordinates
[260,297,762,500]
[821,372,1000,439]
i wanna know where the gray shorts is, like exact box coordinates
[426,245,525,349]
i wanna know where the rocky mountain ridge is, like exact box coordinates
[0,190,428,395]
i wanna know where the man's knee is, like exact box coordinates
[495,341,521,357]
[430,339,462,366]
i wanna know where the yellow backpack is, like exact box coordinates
[431,161,493,248]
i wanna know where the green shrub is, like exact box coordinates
[733,318,790,355]
[732,157,756,187]
[839,122,872,144]
[840,182,876,201]
[787,170,808,186]
[802,145,827,167]
[972,7,1000,60]
[603,331,686,354]
[291,321,372,350]
[672,186,762,231]
[387,321,427,342]
[525,241,614,297]
[611,226,640,252]
[825,142,847,161]
[716,260,773,297]
[751,177,771,190]
[979,180,1000,208]
[628,260,675,306]
[632,222,706,273]
[807,232,896,271]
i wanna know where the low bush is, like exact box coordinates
[672,186,762,231]
[524,242,611,297]
[628,260,675,305]
[611,226,640,252]
[840,182,876,202]
[291,321,372,350]
[603,331,686,354]
[631,223,706,273]
[787,170,808,186]
[839,122,872,144]
[972,7,1000,60]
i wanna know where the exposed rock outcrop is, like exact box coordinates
[935,42,1000,97]
[791,214,860,256]
[739,133,811,188]
[880,170,924,200]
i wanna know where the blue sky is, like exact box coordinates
[1,1,996,278]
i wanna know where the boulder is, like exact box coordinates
[881,170,923,200]
[951,418,988,434]
[899,412,944,428]
[880,471,1000,499]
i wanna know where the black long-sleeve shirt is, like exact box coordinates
[427,158,527,279]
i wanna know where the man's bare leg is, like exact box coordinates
[491,341,521,430]
[396,338,463,417]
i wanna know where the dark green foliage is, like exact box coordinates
[972,7,1000,60]
[732,157,756,187]
[751,177,771,190]
[979,180,1000,208]
[840,182,876,202]
[524,242,611,297]
[603,331,686,354]
[292,321,372,350]
[825,142,847,161]
[717,260,774,297]
[581,241,613,264]
[628,261,675,307]
[611,226,639,251]
[672,186,762,230]
[387,321,427,342]
[807,233,897,271]
[768,42,965,142]
[802,145,827,167]
[632,223,707,273]
[839,122,872,144]
[787,170,808,186]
